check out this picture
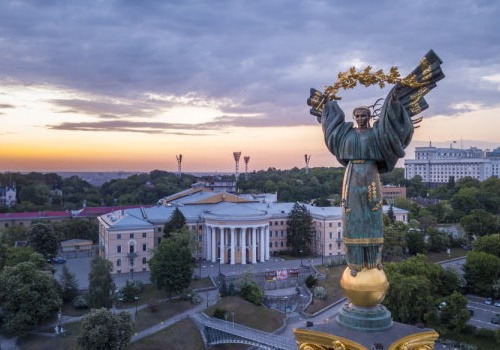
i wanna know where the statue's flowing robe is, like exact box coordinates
[322,97,414,271]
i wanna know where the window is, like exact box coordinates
[329,223,332,227]
[157,238,162,245]
[337,243,341,249]
[280,221,283,225]
[117,234,121,239]
[329,232,332,239]
[274,242,278,247]
[142,232,147,238]
[281,230,284,237]
[270,222,273,226]
[142,257,147,264]
[130,233,134,239]
[281,241,284,247]
[129,258,134,266]
[157,227,162,233]
[329,243,332,249]
[117,259,121,266]
[338,222,341,227]
[117,245,122,253]
[270,242,273,247]
[129,245,135,253]
[142,244,147,252]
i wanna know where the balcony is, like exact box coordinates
[127,252,138,258]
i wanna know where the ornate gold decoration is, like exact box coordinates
[332,340,347,350]
[388,330,439,350]
[340,267,389,307]
[320,65,429,102]
[343,237,384,244]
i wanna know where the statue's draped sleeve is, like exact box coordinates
[321,100,353,168]
[373,90,414,173]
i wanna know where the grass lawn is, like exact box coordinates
[424,248,468,263]
[305,264,345,314]
[206,295,285,332]
[127,318,205,350]
[134,299,195,331]
[18,322,81,350]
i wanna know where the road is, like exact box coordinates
[466,295,500,330]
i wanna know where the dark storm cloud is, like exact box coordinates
[1,0,499,131]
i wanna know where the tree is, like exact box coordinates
[438,291,470,332]
[59,264,80,303]
[239,283,264,305]
[0,262,62,335]
[0,224,28,246]
[406,230,426,255]
[58,219,99,243]
[473,234,500,257]
[460,209,499,237]
[88,255,116,309]
[382,221,407,261]
[26,223,60,259]
[463,251,500,296]
[163,207,187,238]
[77,308,134,350]
[426,228,450,253]
[149,227,194,298]
[286,203,315,256]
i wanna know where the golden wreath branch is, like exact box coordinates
[313,66,428,106]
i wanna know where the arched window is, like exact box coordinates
[142,257,147,264]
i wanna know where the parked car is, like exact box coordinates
[492,314,500,324]
[51,257,66,264]
[485,297,494,305]
[495,302,500,308]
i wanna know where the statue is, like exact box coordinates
[307,50,444,309]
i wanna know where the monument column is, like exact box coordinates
[205,225,211,261]
[264,224,270,260]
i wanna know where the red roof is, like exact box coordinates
[0,205,152,221]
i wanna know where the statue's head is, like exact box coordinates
[352,106,371,129]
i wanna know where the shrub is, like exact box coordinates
[73,295,89,309]
[305,275,317,288]
[213,308,226,319]
[120,280,143,302]
[191,292,202,305]
[313,286,327,300]
[239,283,263,305]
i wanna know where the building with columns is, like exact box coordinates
[98,189,408,274]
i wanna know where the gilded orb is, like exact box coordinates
[340,267,389,307]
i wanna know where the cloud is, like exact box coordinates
[0,0,499,128]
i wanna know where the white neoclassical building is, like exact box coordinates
[98,188,408,274]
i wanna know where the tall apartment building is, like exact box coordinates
[404,145,500,186]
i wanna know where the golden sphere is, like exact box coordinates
[340,267,389,307]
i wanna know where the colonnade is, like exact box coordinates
[205,224,270,264]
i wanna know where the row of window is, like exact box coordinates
[116,257,148,266]
[117,244,148,253]
[116,232,147,239]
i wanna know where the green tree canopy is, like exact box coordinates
[460,209,499,237]
[163,207,187,238]
[77,308,134,350]
[382,221,407,261]
[0,261,62,335]
[463,250,500,296]
[473,234,500,257]
[26,223,60,259]
[149,227,194,297]
[87,255,116,309]
[59,264,80,303]
[438,291,470,332]
[286,203,315,256]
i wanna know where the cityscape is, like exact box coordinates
[1,1,500,350]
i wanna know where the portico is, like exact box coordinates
[205,223,270,264]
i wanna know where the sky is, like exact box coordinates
[0,0,499,173]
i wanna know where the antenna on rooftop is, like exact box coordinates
[304,154,311,174]
[233,152,241,179]
[176,154,183,177]
[243,156,250,180]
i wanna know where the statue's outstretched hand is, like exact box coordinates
[307,88,325,122]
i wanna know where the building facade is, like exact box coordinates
[98,189,409,274]
[0,185,16,207]
[404,145,500,185]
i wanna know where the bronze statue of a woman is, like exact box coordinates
[308,50,444,308]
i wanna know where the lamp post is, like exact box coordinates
[299,250,303,266]
[134,296,139,316]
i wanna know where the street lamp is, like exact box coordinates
[134,296,139,316]
[299,250,303,266]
